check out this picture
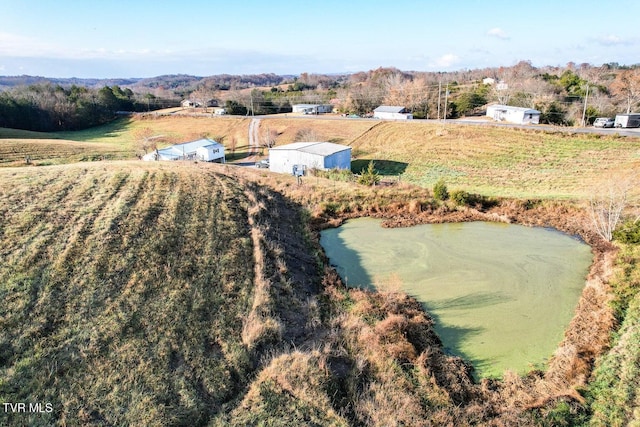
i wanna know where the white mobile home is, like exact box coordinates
[142,138,225,162]
[486,104,540,125]
[614,113,640,128]
[268,142,351,174]
[373,106,413,120]
[291,104,334,114]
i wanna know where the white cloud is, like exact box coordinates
[0,31,171,61]
[487,27,509,40]
[430,53,460,69]
[596,34,628,46]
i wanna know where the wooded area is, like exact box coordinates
[1,62,639,131]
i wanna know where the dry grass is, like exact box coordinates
[259,117,377,146]
[5,116,640,200]
[0,138,130,166]
[0,161,262,425]
[349,122,640,199]
[2,116,638,425]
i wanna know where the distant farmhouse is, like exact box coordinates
[142,138,225,162]
[373,106,413,120]
[268,142,351,174]
[292,104,334,114]
[181,99,198,108]
[180,99,218,108]
[486,104,540,125]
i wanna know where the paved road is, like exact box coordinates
[244,113,640,138]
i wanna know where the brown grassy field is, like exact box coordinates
[346,121,640,199]
[2,117,640,425]
[0,138,130,166]
[5,116,639,200]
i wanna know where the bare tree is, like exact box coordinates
[295,128,323,142]
[611,69,640,114]
[133,127,157,155]
[229,136,238,155]
[589,178,634,241]
[260,127,278,149]
[190,86,217,113]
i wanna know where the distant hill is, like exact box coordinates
[0,73,298,92]
[0,75,141,89]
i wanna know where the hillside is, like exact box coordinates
[1,119,640,425]
[0,162,477,425]
[0,161,344,425]
[6,115,640,199]
[347,121,640,199]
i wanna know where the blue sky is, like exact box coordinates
[1,0,638,78]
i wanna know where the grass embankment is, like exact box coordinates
[0,161,487,426]
[0,161,317,425]
[587,243,640,426]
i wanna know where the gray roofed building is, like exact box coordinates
[268,142,351,174]
[373,105,413,120]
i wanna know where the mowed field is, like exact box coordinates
[348,122,640,199]
[4,115,640,199]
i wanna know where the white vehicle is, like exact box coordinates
[614,113,640,128]
[593,117,615,128]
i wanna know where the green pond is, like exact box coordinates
[320,218,593,378]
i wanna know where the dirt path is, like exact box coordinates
[246,118,261,163]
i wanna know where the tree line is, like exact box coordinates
[2,62,639,131]
[205,63,639,125]
[0,84,177,132]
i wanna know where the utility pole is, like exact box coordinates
[437,80,442,120]
[581,83,590,127]
[443,83,449,123]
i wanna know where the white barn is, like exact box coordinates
[142,138,225,162]
[292,104,334,114]
[268,142,351,174]
[373,106,413,120]
[486,104,541,125]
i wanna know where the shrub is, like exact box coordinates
[314,168,354,182]
[358,161,380,186]
[613,219,640,244]
[450,189,470,206]
[433,179,449,201]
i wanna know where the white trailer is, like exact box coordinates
[614,113,640,128]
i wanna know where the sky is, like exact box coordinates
[1,0,639,79]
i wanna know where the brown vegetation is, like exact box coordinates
[2,113,638,424]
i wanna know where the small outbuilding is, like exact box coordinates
[292,104,334,114]
[486,104,540,125]
[268,142,351,174]
[142,138,225,162]
[373,106,413,120]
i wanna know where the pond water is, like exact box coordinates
[320,218,593,378]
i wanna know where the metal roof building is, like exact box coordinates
[142,138,225,162]
[268,142,351,174]
[373,105,413,120]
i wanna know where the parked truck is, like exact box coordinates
[614,113,640,128]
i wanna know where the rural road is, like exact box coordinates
[242,118,261,166]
